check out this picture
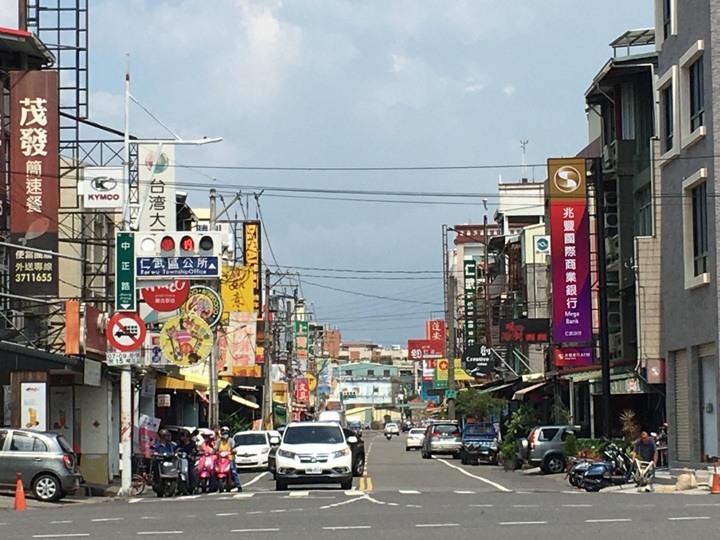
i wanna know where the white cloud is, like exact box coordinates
[0,0,17,28]
[503,86,516,95]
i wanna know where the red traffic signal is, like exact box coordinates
[160,236,175,252]
[180,235,195,252]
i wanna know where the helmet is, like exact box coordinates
[220,426,230,434]
[158,429,170,439]
[179,429,190,439]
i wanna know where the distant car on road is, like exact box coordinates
[384,422,400,436]
[233,430,281,470]
[405,428,426,451]
[347,421,363,438]
[459,422,499,465]
[518,425,579,474]
[0,428,82,502]
[421,421,461,459]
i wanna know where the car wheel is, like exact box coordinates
[405,447,410,452]
[33,474,62,502]
[544,455,566,474]
[354,455,365,477]
[341,479,353,490]
[275,480,287,491]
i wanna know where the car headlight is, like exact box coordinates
[261,447,270,453]
[331,447,350,459]
[277,449,296,459]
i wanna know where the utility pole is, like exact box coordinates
[484,213,492,348]
[446,275,457,420]
[208,188,219,430]
[262,268,272,428]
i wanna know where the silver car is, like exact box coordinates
[406,428,426,451]
[421,422,461,459]
[0,428,82,501]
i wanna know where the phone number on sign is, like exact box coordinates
[14,272,53,283]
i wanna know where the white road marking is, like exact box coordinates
[270,509,287,513]
[216,512,238,517]
[416,523,459,528]
[500,521,548,526]
[233,493,255,499]
[406,504,423,508]
[32,535,89,539]
[513,504,539,508]
[686,503,720,507]
[136,532,183,536]
[179,494,200,500]
[289,490,310,497]
[323,526,372,530]
[585,519,632,523]
[454,490,475,494]
[91,518,124,522]
[470,504,493,507]
[562,504,593,508]
[320,496,366,510]
[49,521,73,524]
[241,472,268,487]
[346,490,364,496]
[247,511,265,514]
[437,458,511,492]
[399,490,421,494]
[231,529,280,533]
[668,517,711,521]
[128,498,143,504]
[140,516,159,520]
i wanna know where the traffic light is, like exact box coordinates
[136,231,223,259]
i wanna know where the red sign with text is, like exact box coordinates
[408,339,445,361]
[141,279,190,311]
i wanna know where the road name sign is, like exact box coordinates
[115,232,136,311]
[136,257,220,278]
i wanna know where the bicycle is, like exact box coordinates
[130,455,153,496]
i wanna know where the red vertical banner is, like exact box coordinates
[9,71,59,296]
[425,319,446,342]
[0,85,7,231]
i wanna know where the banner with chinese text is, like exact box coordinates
[137,143,175,231]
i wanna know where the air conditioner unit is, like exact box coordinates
[605,236,620,262]
[609,333,623,357]
[602,143,617,169]
[4,310,26,332]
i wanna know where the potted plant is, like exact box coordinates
[500,440,519,471]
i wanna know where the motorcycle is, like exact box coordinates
[152,450,180,498]
[215,450,234,492]
[176,451,191,495]
[385,433,392,441]
[579,443,634,492]
[196,450,216,493]
[566,455,597,487]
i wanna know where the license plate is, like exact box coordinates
[307,467,323,474]
[240,458,253,463]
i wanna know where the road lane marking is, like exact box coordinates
[231,529,280,533]
[320,496,366,510]
[500,521,547,526]
[686,503,720,507]
[470,504,493,507]
[346,490,364,496]
[233,493,255,499]
[216,512,238,517]
[454,490,475,494]
[365,476,373,491]
[513,504,539,508]
[136,532,183,536]
[32,535,89,539]
[416,523,459,528]
[323,526,372,530]
[436,458,512,492]
[140,517,159,520]
[289,490,309,497]
[270,509,287,513]
[399,490,420,494]
[247,511,265,515]
[91,518,124,522]
[562,504,593,508]
[668,517,711,521]
[49,521,73,524]
[241,471,268,487]
[585,519,632,523]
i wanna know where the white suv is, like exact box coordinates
[274,422,356,491]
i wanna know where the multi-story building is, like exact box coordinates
[656,0,717,466]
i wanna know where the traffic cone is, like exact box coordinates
[711,462,720,495]
[14,473,27,511]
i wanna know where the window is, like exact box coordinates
[689,57,704,132]
[662,0,672,39]
[0,430,6,450]
[692,181,708,276]
[682,168,710,289]
[636,186,653,236]
[538,428,559,441]
[383,369,391,377]
[367,370,374,376]
[344,370,352,376]
[9,433,34,452]
[662,85,674,152]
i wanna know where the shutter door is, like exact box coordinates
[674,349,690,462]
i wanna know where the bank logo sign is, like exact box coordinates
[83,167,124,208]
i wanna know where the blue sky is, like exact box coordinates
[1,1,652,346]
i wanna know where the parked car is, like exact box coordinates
[405,428,426,451]
[347,421,363,438]
[342,427,366,476]
[421,421,461,459]
[268,425,287,476]
[0,428,82,502]
[518,425,579,474]
[233,430,281,470]
[459,422,499,465]
[274,422,356,490]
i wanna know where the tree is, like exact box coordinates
[454,389,506,421]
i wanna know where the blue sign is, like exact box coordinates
[136,257,220,278]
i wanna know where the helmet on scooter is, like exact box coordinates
[158,428,171,440]
[220,426,230,434]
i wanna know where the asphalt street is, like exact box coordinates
[1,432,719,539]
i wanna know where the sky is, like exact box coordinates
[1,1,653,347]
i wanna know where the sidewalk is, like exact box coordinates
[0,487,113,510]
[601,467,714,495]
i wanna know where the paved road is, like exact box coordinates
[1,432,719,539]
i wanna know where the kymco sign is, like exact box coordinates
[141,279,190,312]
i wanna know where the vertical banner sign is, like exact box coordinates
[295,320,309,374]
[9,71,59,296]
[243,221,262,315]
[20,381,47,431]
[425,319,446,342]
[548,158,592,343]
[463,259,477,347]
[220,265,255,322]
[137,144,176,231]
[434,358,449,389]
[115,232,136,311]
[0,89,7,231]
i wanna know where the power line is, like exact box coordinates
[300,279,443,306]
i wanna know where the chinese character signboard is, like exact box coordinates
[463,259,477,347]
[461,343,494,377]
[243,221,262,315]
[499,319,550,344]
[434,358,449,389]
[116,232,136,311]
[407,339,444,361]
[294,377,310,403]
[553,346,593,367]
[295,320,309,374]
[9,71,59,296]
[220,265,255,323]
[548,158,592,343]
[137,144,175,231]
[425,319,446,342]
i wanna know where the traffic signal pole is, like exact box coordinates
[208,189,219,430]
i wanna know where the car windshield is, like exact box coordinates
[464,424,495,436]
[386,423,398,428]
[348,422,361,429]
[283,425,343,445]
[432,424,460,435]
[234,433,267,446]
[409,429,425,436]
[57,435,73,454]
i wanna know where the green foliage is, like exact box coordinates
[454,389,507,421]
[500,439,517,461]
[504,403,540,443]
[562,432,578,458]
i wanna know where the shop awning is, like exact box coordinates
[156,373,231,391]
[512,381,549,401]
[477,382,516,395]
[231,394,259,409]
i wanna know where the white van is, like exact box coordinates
[317,410,346,427]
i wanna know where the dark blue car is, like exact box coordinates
[459,423,499,465]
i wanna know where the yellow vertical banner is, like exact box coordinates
[220,265,255,323]
[243,221,262,315]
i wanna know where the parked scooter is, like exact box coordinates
[196,450,216,493]
[176,451,191,495]
[152,450,180,498]
[579,442,634,492]
[566,456,596,487]
[215,450,234,492]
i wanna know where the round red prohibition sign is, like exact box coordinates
[106,312,147,352]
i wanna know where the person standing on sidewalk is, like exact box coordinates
[631,431,658,466]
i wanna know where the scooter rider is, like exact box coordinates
[153,429,176,454]
[177,429,199,493]
[214,426,242,492]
